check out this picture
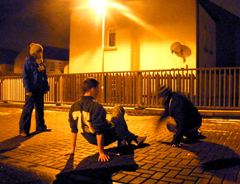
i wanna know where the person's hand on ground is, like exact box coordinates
[98,153,110,162]
[172,143,181,147]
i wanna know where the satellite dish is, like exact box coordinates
[170,42,191,63]
[170,42,181,54]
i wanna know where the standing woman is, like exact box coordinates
[19,43,50,136]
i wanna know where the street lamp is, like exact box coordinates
[89,0,107,102]
[90,0,107,73]
[89,0,107,16]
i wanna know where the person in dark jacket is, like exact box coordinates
[60,78,146,162]
[157,85,205,147]
[19,43,50,136]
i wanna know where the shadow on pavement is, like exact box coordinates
[0,161,54,184]
[202,158,240,170]
[53,144,149,184]
[159,140,240,182]
[0,132,41,154]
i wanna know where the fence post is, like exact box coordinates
[54,76,59,105]
[136,71,143,109]
[101,73,106,103]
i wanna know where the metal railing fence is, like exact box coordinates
[1,68,240,110]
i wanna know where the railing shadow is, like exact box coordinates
[159,140,240,182]
[53,144,149,184]
[0,132,41,154]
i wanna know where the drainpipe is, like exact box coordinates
[101,7,106,103]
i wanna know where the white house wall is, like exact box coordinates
[70,7,102,73]
[70,0,197,73]
[104,27,131,71]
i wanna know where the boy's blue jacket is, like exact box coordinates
[22,55,49,93]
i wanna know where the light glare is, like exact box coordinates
[90,0,107,15]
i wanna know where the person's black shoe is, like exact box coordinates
[20,132,28,137]
[134,136,147,146]
[118,139,127,147]
[36,126,51,132]
[198,132,206,139]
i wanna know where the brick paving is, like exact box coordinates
[0,106,240,184]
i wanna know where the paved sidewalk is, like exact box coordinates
[0,106,240,184]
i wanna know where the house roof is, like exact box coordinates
[0,48,18,64]
[199,0,240,24]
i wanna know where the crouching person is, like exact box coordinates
[157,85,205,147]
[61,78,146,162]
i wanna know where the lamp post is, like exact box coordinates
[101,3,106,103]
[101,3,106,73]
[89,0,107,102]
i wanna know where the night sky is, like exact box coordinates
[0,0,72,52]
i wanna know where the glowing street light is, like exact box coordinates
[89,0,107,17]
[88,0,107,73]
[89,0,108,102]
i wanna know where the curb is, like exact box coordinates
[0,102,240,118]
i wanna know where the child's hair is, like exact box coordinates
[157,85,171,98]
[82,78,99,94]
[30,43,43,55]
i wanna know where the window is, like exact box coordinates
[106,28,117,50]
